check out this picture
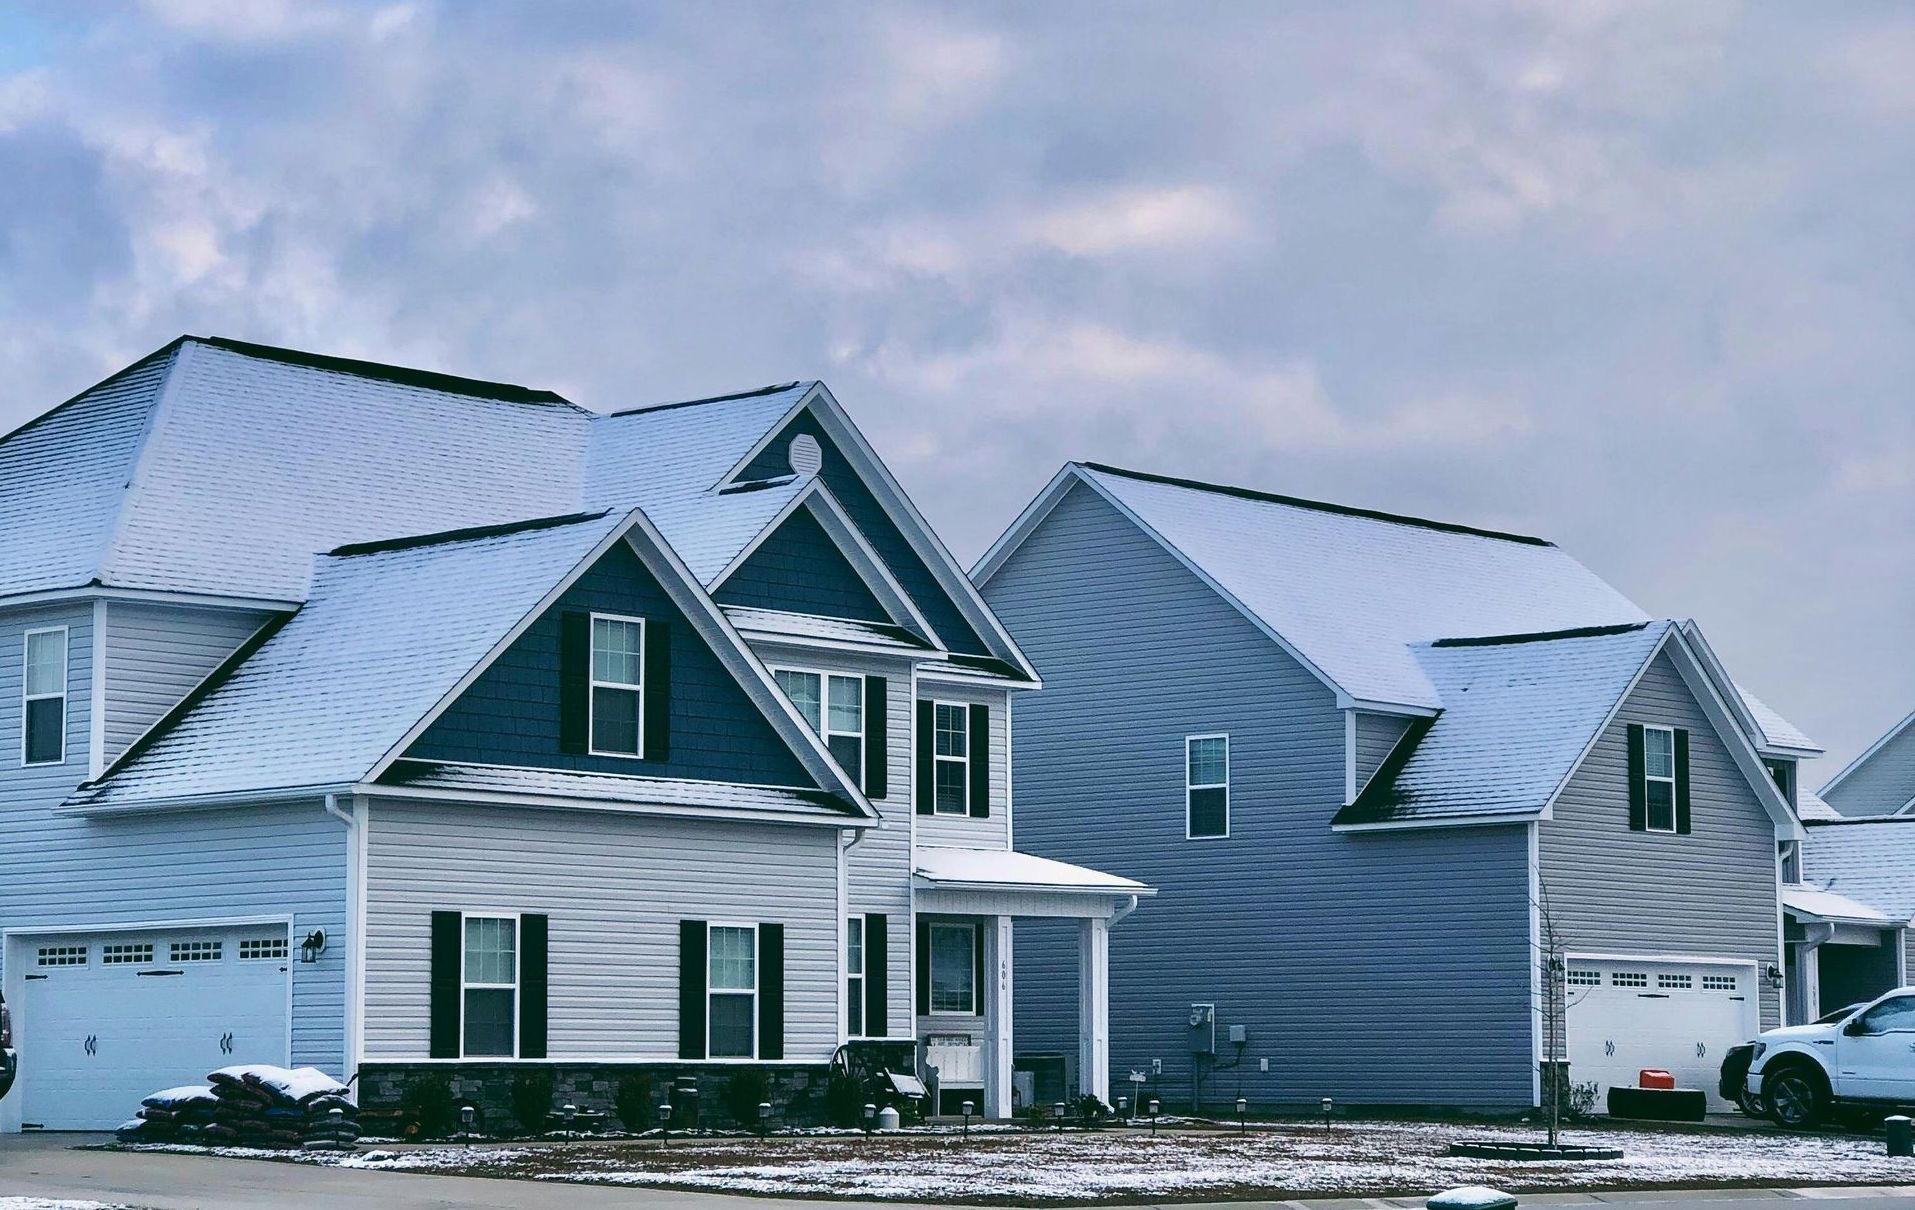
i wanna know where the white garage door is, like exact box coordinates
[16,925,290,1130]
[1565,957,1758,1111]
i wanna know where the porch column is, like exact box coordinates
[985,914,1014,1118]
[1078,915,1110,1103]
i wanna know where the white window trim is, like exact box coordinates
[459,911,521,1060]
[926,920,977,1017]
[21,625,68,767]
[846,914,867,1040]
[931,700,972,817]
[707,919,760,1061]
[1185,732,1230,840]
[1643,724,1677,834]
[586,612,646,760]
[773,666,865,788]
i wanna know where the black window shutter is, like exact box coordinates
[678,920,707,1060]
[559,612,591,755]
[865,913,888,1037]
[968,704,990,818]
[644,620,672,761]
[758,923,785,1060]
[915,700,934,815]
[429,911,462,1059]
[971,920,986,1016]
[1626,723,1647,832]
[915,916,930,1014]
[864,676,888,797]
[519,914,549,1059]
[1674,728,1693,835]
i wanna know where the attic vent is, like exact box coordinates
[789,433,823,478]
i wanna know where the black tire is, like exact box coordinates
[1737,1090,1768,1118]
[1765,1062,1829,1129]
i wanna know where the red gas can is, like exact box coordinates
[1638,1069,1676,1090]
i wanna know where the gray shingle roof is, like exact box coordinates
[1803,817,1915,921]
[1337,621,1671,825]
[380,758,854,820]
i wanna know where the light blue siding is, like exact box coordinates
[0,600,348,1085]
[102,600,275,762]
[988,483,1534,1110]
[1354,712,1413,793]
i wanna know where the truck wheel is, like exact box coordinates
[1737,1090,1768,1118]
[1764,1063,1828,1129]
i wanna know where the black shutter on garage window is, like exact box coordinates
[520,914,549,1059]
[559,612,591,755]
[971,920,986,1016]
[968,704,990,818]
[678,920,707,1060]
[864,676,888,798]
[644,620,672,761]
[1626,723,1647,832]
[865,913,888,1037]
[915,700,934,815]
[429,911,462,1059]
[915,916,931,1014]
[758,923,784,1060]
[1674,728,1692,835]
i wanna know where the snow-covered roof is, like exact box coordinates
[1735,683,1821,754]
[913,846,1151,895]
[722,606,931,653]
[1782,883,1898,927]
[1337,622,1671,826]
[1802,817,1915,921]
[1796,784,1842,821]
[380,759,855,822]
[66,510,632,809]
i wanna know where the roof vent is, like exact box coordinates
[789,433,823,478]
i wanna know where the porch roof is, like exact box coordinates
[912,846,1152,897]
[1782,883,1901,928]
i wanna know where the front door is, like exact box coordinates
[1835,993,1915,1102]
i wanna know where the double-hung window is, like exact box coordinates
[462,916,517,1057]
[708,924,757,1058]
[22,627,66,766]
[589,614,645,756]
[928,922,976,1015]
[775,669,864,787]
[1186,734,1229,838]
[1642,726,1677,833]
[932,702,969,814]
[846,916,866,1037]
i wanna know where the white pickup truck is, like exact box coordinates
[1746,986,1915,1127]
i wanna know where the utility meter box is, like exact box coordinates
[1228,1023,1247,1046]
[1188,1003,1216,1055]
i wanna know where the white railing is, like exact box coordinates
[925,1038,984,1086]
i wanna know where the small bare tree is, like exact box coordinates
[1533,877,1588,1147]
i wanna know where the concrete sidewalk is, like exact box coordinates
[4,1134,1915,1210]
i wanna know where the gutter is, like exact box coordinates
[58,782,357,816]
[1110,893,1141,927]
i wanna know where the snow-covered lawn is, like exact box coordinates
[110,1120,1915,1204]
[0,1200,137,1210]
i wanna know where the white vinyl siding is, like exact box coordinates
[915,682,1013,851]
[100,601,275,763]
[588,613,644,757]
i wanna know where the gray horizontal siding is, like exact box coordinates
[102,601,274,761]
[1823,720,1915,817]
[1353,711,1413,794]
[0,600,345,1102]
[915,682,1011,851]
[1538,650,1783,1032]
[986,482,1534,1110]
[363,799,845,1061]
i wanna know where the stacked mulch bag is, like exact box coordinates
[117,1064,360,1150]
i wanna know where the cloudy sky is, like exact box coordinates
[0,1,1908,778]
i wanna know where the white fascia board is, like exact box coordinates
[1663,629,1805,840]
[746,384,1042,683]
[363,782,868,830]
[1761,743,1826,760]
[0,585,301,615]
[1674,619,1768,748]
[1821,705,1915,798]
[1342,698,1440,718]
[1332,811,1540,834]
[916,664,1041,691]
[3,913,293,939]
[971,463,1080,587]
[1066,467,1353,707]
[58,783,352,816]
[912,876,1155,898]
[735,628,939,662]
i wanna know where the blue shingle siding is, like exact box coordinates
[0,601,347,1076]
[987,482,1534,1109]
[743,412,988,655]
[712,507,891,624]
[407,541,814,786]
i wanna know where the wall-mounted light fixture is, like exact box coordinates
[299,930,327,964]
[1766,963,1785,989]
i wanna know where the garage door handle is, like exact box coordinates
[84,1035,96,1056]
[220,1032,234,1055]
[1697,1043,1707,1058]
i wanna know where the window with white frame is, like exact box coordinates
[239,937,289,961]
[589,614,645,757]
[170,940,222,962]
[933,702,969,814]
[846,916,866,1037]
[36,945,86,967]
[1643,726,1677,832]
[775,669,864,787]
[928,922,976,1014]
[1658,973,1692,990]
[462,916,517,1057]
[1186,734,1229,838]
[708,925,757,1058]
[1612,971,1648,988]
[22,627,66,766]
[102,942,153,965]
[1566,968,1600,987]
[1702,973,1738,992]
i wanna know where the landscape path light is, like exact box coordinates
[459,1104,475,1146]
[1148,1098,1160,1136]
[1236,1097,1247,1134]
[562,1103,577,1138]
[961,1100,974,1139]
[1321,1097,1334,1131]
[657,1102,672,1147]
[862,1102,877,1135]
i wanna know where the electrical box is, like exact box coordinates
[1188,1003,1216,1055]
[1228,1023,1247,1045]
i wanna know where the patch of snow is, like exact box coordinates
[0,1200,137,1210]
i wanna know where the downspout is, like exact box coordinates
[322,792,351,827]
[1109,894,1140,927]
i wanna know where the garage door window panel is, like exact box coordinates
[463,916,517,1058]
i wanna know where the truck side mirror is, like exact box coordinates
[1844,1018,1869,1037]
